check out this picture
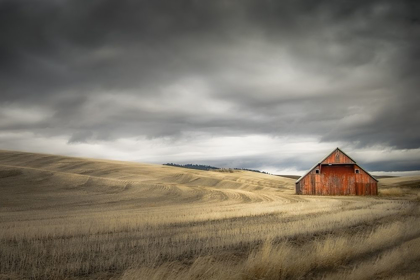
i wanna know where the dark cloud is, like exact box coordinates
[1,0,419,172]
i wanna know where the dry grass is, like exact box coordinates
[379,187,406,196]
[0,150,419,279]
[120,217,420,280]
[379,176,420,199]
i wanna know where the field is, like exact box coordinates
[1,150,420,280]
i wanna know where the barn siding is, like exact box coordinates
[321,150,355,164]
[295,148,378,196]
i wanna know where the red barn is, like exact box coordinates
[295,148,378,195]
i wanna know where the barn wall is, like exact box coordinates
[354,165,378,195]
[296,165,319,195]
[296,163,377,196]
[322,149,355,164]
[321,165,355,195]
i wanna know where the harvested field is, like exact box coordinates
[0,150,419,279]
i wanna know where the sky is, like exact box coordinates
[1,0,420,175]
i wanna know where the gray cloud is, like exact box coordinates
[1,0,419,172]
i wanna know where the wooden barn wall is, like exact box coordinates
[321,165,355,195]
[354,166,378,195]
[296,165,319,195]
[321,150,355,164]
[296,164,377,195]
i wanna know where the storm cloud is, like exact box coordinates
[1,0,419,174]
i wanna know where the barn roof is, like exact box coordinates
[295,147,378,183]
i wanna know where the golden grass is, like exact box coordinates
[0,150,419,279]
[119,217,420,280]
[379,176,420,199]
[379,187,406,196]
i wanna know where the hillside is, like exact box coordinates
[378,175,420,198]
[0,150,295,212]
[1,150,420,280]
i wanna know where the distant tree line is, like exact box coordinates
[163,163,271,174]
[233,168,270,174]
[163,163,220,171]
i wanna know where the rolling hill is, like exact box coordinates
[0,150,419,280]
